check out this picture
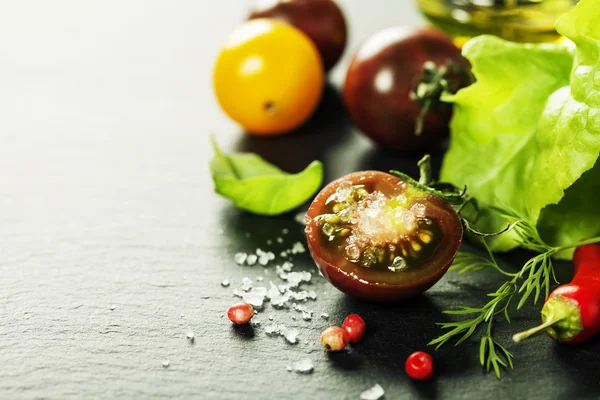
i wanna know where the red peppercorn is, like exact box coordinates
[405,351,434,380]
[227,302,254,325]
[342,314,366,343]
[320,326,348,351]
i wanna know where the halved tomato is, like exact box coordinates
[305,171,462,302]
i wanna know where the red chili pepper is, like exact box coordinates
[512,243,600,344]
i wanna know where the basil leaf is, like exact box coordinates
[209,137,323,216]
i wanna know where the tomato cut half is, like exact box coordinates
[305,171,462,302]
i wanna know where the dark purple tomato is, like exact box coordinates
[248,0,347,71]
[305,171,462,302]
[343,27,471,151]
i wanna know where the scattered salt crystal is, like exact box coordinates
[402,210,416,229]
[291,242,306,254]
[256,276,263,282]
[282,261,294,271]
[234,252,248,265]
[264,324,281,336]
[320,313,329,320]
[241,277,253,292]
[267,282,281,298]
[268,315,274,321]
[293,304,313,320]
[221,279,230,287]
[258,253,271,266]
[360,384,385,400]
[281,327,299,344]
[253,286,267,297]
[336,181,354,201]
[389,256,408,272]
[282,228,289,235]
[268,252,275,261]
[289,291,308,301]
[295,212,307,225]
[162,360,170,368]
[232,289,244,298]
[251,319,261,327]
[307,290,317,300]
[246,254,258,265]
[322,223,335,236]
[286,271,311,287]
[286,365,292,372]
[271,293,290,308]
[110,305,116,311]
[276,237,284,244]
[267,240,273,245]
[280,251,288,258]
[186,331,195,341]
[244,290,266,309]
[411,202,427,217]
[292,358,314,374]
[345,244,361,262]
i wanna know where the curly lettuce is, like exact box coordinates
[440,0,600,257]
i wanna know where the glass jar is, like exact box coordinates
[415,0,579,44]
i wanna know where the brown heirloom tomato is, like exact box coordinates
[343,27,470,151]
[305,171,462,302]
[248,0,347,71]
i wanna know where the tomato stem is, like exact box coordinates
[410,59,474,136]
[417,154,433,186]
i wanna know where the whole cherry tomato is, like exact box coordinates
[248,0,347,71]
[213,19,324,135]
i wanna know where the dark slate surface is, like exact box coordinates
[1,1,599,399]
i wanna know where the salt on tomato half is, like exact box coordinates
[305,171,462,302]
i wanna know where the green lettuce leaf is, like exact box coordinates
[210,137,323,216]
[440,0,600,256]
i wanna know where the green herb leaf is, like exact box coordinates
[209,137,323,216]
[440,0,600,257]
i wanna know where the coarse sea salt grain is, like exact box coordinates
[243,289,266,309]
[246,254,258,266]
[221,279,230,287]
[241,277,253,292]
[281,327,299,344]
[234,252,247,265]
[320,313,329,320]
[291,242,306,254]
[360,384,385,400]
[264,323,282,335]
[295,212,307,225]
[292,358,314,374]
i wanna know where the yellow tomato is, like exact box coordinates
[213,19,324,135]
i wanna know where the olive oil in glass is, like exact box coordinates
[415,0,579,43]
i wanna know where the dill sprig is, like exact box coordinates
[429,213,600,379]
